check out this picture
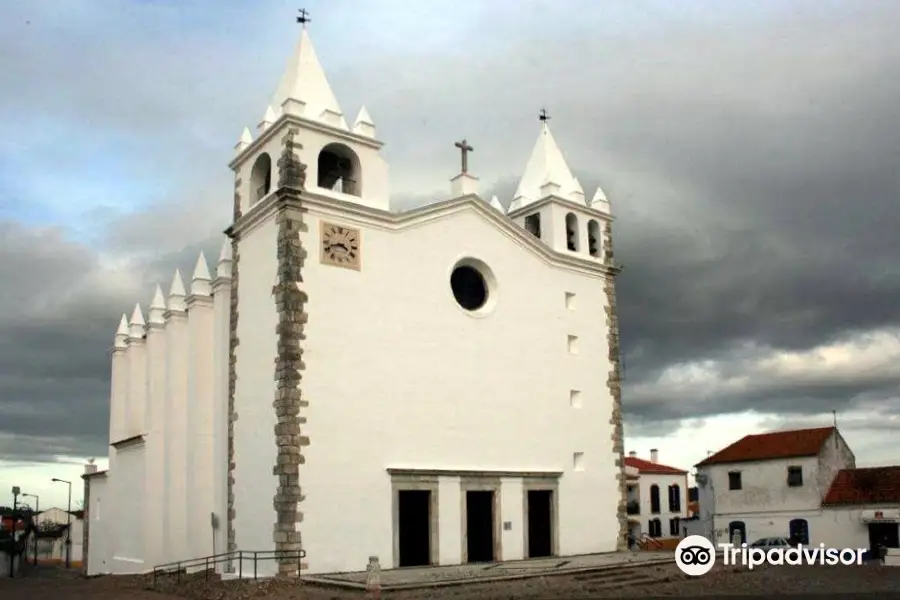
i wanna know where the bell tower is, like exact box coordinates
[229,11,390,213]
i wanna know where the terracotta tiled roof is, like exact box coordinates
[624,456,688,475]
[822,466,900,506]
[695,426,835,467]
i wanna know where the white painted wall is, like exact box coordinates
[126,335,147,438]
[637,473,688,538]
[212,267,232,562]
[144,321,167,567]
[291,206,618,573]
[109,347,127,445]
[186,291,216,561]
[163,306,189,563]
[110,444,145,573]
[230,218,279,571]
[86,476,109,575]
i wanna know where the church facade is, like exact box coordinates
[83,23,627,578]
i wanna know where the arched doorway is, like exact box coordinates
[728,521,746,544]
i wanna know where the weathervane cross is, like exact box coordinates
[539,108,550,122]
[454,139,474,174]
[297,8,311,25]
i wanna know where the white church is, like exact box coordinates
[82,20,627,578]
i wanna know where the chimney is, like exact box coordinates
[628,451,637,457]
[84,458,97,475]
[650,449,658,463]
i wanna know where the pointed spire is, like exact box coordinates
[148,284,167,325]
[235,127,252,154]
[271,26,347,130]
[512,120,581,210]
[190,252,212,297]
[216,241,233,280]
[114,313,129,348]
[129,304,145,339]
[352,106,376,137]
[168,269,186,313]
[489,195,505,213]
[258,106,276,132]
[571,177,586,205]
[590,186,611,213]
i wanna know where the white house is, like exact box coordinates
[34,507,84,564]
[624,450,688,547]
[83,19,628,578]
[693,425,900,556]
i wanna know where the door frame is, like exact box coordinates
[460,477,502,564]
[391,476,440,568]
[522,478,559,558]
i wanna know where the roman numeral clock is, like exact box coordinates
[320,221,361,270]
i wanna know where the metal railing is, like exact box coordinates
[152,549,306,585]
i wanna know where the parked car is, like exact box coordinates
[749,537,793,548]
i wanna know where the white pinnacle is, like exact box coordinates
[150,284,166,310]
[513,121,581,209]
[258,105,276,131]
[489,195,505,213]
[169,269,186,298]
[218,240,232,264]
[354,105,374,126]
[591,186,609,204]
[192,252,211,281]
[270,26,347,129]
[130,303,145,326]
[116,313,129,337]
[240,127,252,144]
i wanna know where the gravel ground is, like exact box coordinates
[3,562,900,599]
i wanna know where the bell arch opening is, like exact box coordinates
[250,153,272,204]
[587,219,601,257]
[317,143,361,197]
[565,212,579,252]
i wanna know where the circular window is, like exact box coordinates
[449,258,496,315]
[451,266,487,310]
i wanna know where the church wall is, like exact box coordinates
[230,217,280,571]
[109,444,146,573]
[212,274,232,562]
[126,337,147,439]
[85,475,110,575]
[298,207,619,572]
[163,309,189,562]
[109,348,127,444]
[186,295,217,562]
[144,323,167,568]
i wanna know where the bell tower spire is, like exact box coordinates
[271,9,347,129]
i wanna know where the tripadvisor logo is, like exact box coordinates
[675,535,868,576]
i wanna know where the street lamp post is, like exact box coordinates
[21,493,39,565]
[51,478,72,568]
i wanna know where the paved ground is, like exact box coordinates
[306,551,675,588]
[4,560,900,599]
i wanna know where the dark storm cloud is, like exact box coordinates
[1,1,900,462]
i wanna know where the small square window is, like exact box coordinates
[567,335,579,354]
[565,292,575,309]
[787,466,803,487]
[569,389,582,408]
[573,452,585,471]
[728,471,742,490]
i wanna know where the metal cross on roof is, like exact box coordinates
[454,139,474,174]
[297,8,311,25]
[539,108,550,122]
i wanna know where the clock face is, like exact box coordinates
[320,222,361,269]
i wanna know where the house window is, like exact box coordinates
[649,484,661,514]
[648,518,662,538]
[787,466,803,487]
[789,518,809,545]
[668,484,681,512]
[728,471,742,490]
[669,517,681,536]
